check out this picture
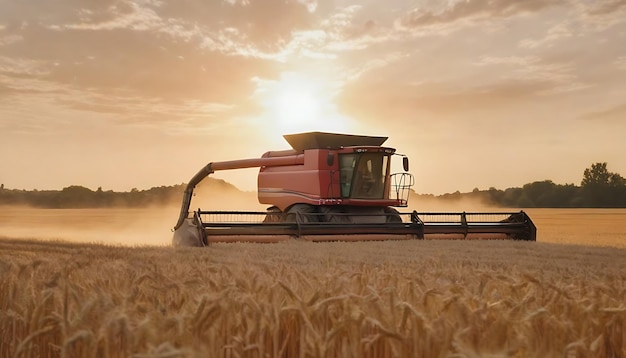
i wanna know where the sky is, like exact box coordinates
[1,0,625,195]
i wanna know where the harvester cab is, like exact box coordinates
[172,132,536,246]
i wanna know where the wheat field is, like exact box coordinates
[1,208,625,357]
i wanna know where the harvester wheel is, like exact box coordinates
[501,213,531,240]
[172,218,204,247]
[285,204,318,223]
[384,207,403,223]
[319,206,350,223]
[263,206,282,223]
[320,206,391,224]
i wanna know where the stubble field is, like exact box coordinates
[1,207,625,357]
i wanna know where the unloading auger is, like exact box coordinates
[172,132,536,246]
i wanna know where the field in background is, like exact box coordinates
[1,207,625,248]
[1,207,625,356]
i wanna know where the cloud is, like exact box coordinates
[0,33,22,46]
[0,55,49,77]
[337,79,557,126]
[0,0,406,134]
[336,51,591,127]
[517,1,626,49]
[0,0,317,89]
[575,0,626,31]
[344,52,410,81]
[0,69,259,136]
[0,0,321,133]
[585,0,626,16]
[259,4,397,60]
[0,1,621,131]
[150,0,317,52]
[1,24,275,101]
[519,23,573,49]
[396,0,566,30]
[473,55,588,94]
[61,1,164,32]
[580,103,626,123]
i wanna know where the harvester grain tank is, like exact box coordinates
[172,132,536,246]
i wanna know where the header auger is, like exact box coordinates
[172,132,536,246]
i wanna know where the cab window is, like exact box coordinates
[340,153,388,199]
[339,154,356,197]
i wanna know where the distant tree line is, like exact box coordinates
[423,162,626,208]
[0,178,243,208]
[0,184,186,208]
[1,163,625,208]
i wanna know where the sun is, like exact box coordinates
[274,90,319,126]
[256,71,353,135]
[266,73,322,133]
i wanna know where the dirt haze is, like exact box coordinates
[2,205,625,248]
[0,187,267,246]
[407,195,498,212]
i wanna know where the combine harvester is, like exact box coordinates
[172,132,536,246]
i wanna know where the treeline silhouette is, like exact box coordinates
[417,162,626,208]
[1,163,625,208]
[0,178,240,208]
[0,184,186,208]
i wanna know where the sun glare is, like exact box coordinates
[256,72,353,136]
[273,89,319,127]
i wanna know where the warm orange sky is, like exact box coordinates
[1,0,625,195]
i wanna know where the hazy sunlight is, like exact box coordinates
[274,91,319,132]
[256,72,354,136]
[5,1,626,195]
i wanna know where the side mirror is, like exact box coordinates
[403,157,409,172]
[327,153,335,167]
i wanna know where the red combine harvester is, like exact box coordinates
[172,132,536,246]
